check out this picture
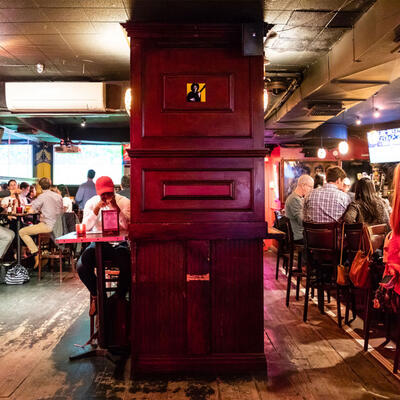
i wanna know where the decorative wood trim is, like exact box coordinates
[122,23,241,43]
[128,149,267,158]
[129,222,267,240]
[161,73,234,113]
[162,180,234,200]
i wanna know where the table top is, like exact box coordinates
[266,226,286,240]
[0,211,40,217]
[55,230,128,244]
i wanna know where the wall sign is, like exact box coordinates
[186,82,206,102]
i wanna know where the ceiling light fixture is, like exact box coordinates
[355,116,362,125]
[80,118,86,128]
[338,141,349,155]
[317,148,327,159]
[317,134,326,159]
[264,89,269,111]
[36,63,44,74]
[373,108,380,118]
[124,88,132,116]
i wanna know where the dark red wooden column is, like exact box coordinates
[123,23,267,375]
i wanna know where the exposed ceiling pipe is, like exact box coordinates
[265,0,400,141]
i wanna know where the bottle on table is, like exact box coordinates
[7,200,12,215]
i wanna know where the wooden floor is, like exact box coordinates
[1,253,400,400]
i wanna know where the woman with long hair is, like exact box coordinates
[343,177,390,226]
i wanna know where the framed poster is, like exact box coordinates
[280,160,339,204]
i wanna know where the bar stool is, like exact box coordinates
[274,212,290,280]
[303,222,342,326]
[284,218,305,307]
[37,233,64,282]
[343,223,363,325]
[89,261,120,341]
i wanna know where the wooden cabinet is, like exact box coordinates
[123,22,267,374]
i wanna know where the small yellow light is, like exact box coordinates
[356,117,361,125]
[338,141,349,155]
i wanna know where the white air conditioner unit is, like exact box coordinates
[5,82,107,112]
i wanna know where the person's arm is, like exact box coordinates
[303,196,310,222]
[82,197,102,231]
[74,186,84,208]
[291,196,304,226]
[116,196,130,230]
[343,203,358,224]
[31,195,43,213]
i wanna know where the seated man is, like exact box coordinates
[285,174,314,244]
[76,176,131,315]
[304,166,351,223]
[19,177,63,267]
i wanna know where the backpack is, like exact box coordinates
[4,265,30,285]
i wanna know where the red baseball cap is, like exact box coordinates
[95,176,114,195]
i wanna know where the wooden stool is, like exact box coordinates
[37,233,63,282]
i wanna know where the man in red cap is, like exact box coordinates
[76,176,130,316]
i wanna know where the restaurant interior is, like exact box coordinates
[1,0,400,399]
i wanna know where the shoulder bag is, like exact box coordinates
[349,225,373,288]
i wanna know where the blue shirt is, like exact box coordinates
[75,180,96,210]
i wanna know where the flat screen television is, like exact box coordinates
[0,144,33,179]
[367,128,400,164]
[53,144,123,185]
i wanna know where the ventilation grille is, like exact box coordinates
[307,102,344,116]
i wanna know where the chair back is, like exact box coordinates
[368,223,388,252]
[273,210,287,231]
[344,223,363,264]
[303,222,339,267]
[282,217,296,252]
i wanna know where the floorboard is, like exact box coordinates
[0,253,399,399]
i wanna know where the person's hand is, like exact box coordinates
[93,200,106,216]
[106,196,118,209]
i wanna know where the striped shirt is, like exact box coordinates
[304,183,351,223]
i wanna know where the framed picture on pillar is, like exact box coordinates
[186,82,206,102]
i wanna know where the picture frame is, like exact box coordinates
[101,209,119,235]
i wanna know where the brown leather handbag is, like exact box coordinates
[349,225,373,288]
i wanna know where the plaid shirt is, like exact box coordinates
[304,183,351,223]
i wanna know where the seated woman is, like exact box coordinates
[343,177,390,226]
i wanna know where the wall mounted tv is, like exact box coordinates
[367,128,400,164]
[53,144,123,185]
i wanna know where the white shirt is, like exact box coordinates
[82,194,130,232]
[1,196,15,208]
[31,190,64,229]
[63,196,73,212]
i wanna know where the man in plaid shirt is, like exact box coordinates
[304,166,351,223]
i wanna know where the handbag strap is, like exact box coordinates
[361,224,373,256]
[339,223,345,265]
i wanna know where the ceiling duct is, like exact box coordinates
[265,0,400,145]
[307,102,344,117]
